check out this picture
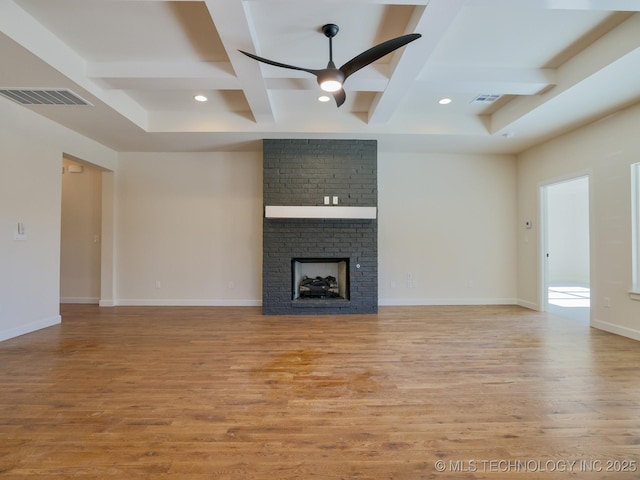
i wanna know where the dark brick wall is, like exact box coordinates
[262,139,378,315]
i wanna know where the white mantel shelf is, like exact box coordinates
[265,205,377,219]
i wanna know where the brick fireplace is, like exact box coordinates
[262,139,378,315]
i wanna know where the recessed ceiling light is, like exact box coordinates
[318,95,331,103]
[438,98,452,105]
[194,95,208,102]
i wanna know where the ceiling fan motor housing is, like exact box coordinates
[317,63,345,92]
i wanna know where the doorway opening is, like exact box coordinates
[60,156,102,304]
[541,176,590,323]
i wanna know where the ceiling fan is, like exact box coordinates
[239,24,421,107]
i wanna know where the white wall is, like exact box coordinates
[114,151,518,307]
[0,97,117,341]
[517,102,640,340]
[114,152,263,305]
[378,152,518,305]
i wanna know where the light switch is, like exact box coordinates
[332,196,338,205]
[324,196,330,205]
[15,222,26,241]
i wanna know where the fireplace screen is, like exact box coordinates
[292,258,349,300]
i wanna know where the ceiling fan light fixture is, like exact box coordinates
[320,79,342,92]
[317,68,345,93]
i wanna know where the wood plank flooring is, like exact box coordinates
[1,305,639,479]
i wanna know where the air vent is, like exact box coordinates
[471,94,501,104]
[0,88,92,106]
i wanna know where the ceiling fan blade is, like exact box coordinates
[238,50,320,76]
[339,33,421,80]
[333,89,346,108]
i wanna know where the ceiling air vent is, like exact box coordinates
[0,88,92,106]
[471,94,501,104]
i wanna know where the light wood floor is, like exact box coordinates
[1,305,639,479]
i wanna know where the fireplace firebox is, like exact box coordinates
[292,258,349,301]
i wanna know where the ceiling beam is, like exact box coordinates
[367,0,467,124]
[468,0,640,11]
[204,0,274,124]
[87,61,240,90]
[88,61,235,79]
[420,67,556,95]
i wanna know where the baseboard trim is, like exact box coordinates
[517,299,539,310]
[113,299,262,307]
[591,319,640,342]
[90,297,528,309]
[0,315,61,342]
[60,297,99,304]
[378,298,518,306]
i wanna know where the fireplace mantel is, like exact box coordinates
[265,205,377,219]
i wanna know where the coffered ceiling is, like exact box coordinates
[1,0,639,154]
